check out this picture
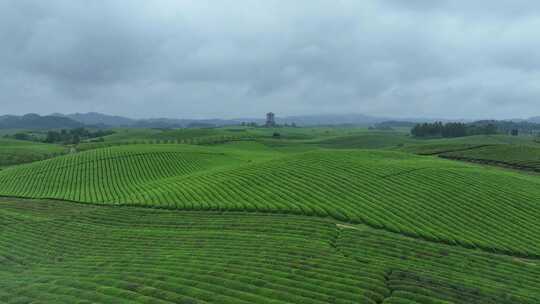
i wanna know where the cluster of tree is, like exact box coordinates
[473,120,540,135]
[411,122,498,138]
[0,114,83,129]
[10,133,38,141]
[462,122,498,136]
[240,122,297,128]
[44,128,114,144]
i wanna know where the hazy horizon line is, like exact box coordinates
[2,111,538,122]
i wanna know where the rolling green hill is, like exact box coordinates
[76,128,240,151]
[1,144,539,258]
[75,127,373,151]
[0,138,66,168]
[314,132,413,149]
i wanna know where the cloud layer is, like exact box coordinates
[1,0,539,119]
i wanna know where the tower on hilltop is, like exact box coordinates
[265,112,276,127]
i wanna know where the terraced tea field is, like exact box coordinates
[397,135,537,155]
[1,198,539,304]
[439,144,540,172]
[2,132,540,303]
[1,144,540,259]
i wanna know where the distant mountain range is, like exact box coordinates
[51,112,135,127]
[0,114,84,129]
[1,112,539,129]
[278,114,388,126]
[53,112,391,128]
[55,112,416,128]
[529,116,540,124]
[52,112,244,128]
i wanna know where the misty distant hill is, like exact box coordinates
[0,114,84,129]
[55,112,393,128]
[272,114,467,126]
[52,112,243,128]
[130,118,241,129]
[529,117,540,124]
[235,113,398,126]
[276,114,385,126]
[3,112,537,129]
[52,112,136,127]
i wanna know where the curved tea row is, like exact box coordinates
[440,144,540,171]
[0,199,386,304]
[1,199,539,303]
[1,145,539,258]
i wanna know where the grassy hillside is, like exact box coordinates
[1,144,539,258]
[439,144,540,172]
[314,131,413,149]
[76,128,239,151]
[1,198,538,304]
[311,132,538,153]
[0,138,66,168]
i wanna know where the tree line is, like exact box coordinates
[44,128,114,144]
[5,128,114,144]
[411,122,498,138]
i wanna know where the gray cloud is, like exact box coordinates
[1,0,539,119]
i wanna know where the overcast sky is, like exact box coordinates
[1,0,539,119]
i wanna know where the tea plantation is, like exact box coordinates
[1,131,540,303]
[1,143,540,257]
[439,144,540,172]
[1,198,539,304]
